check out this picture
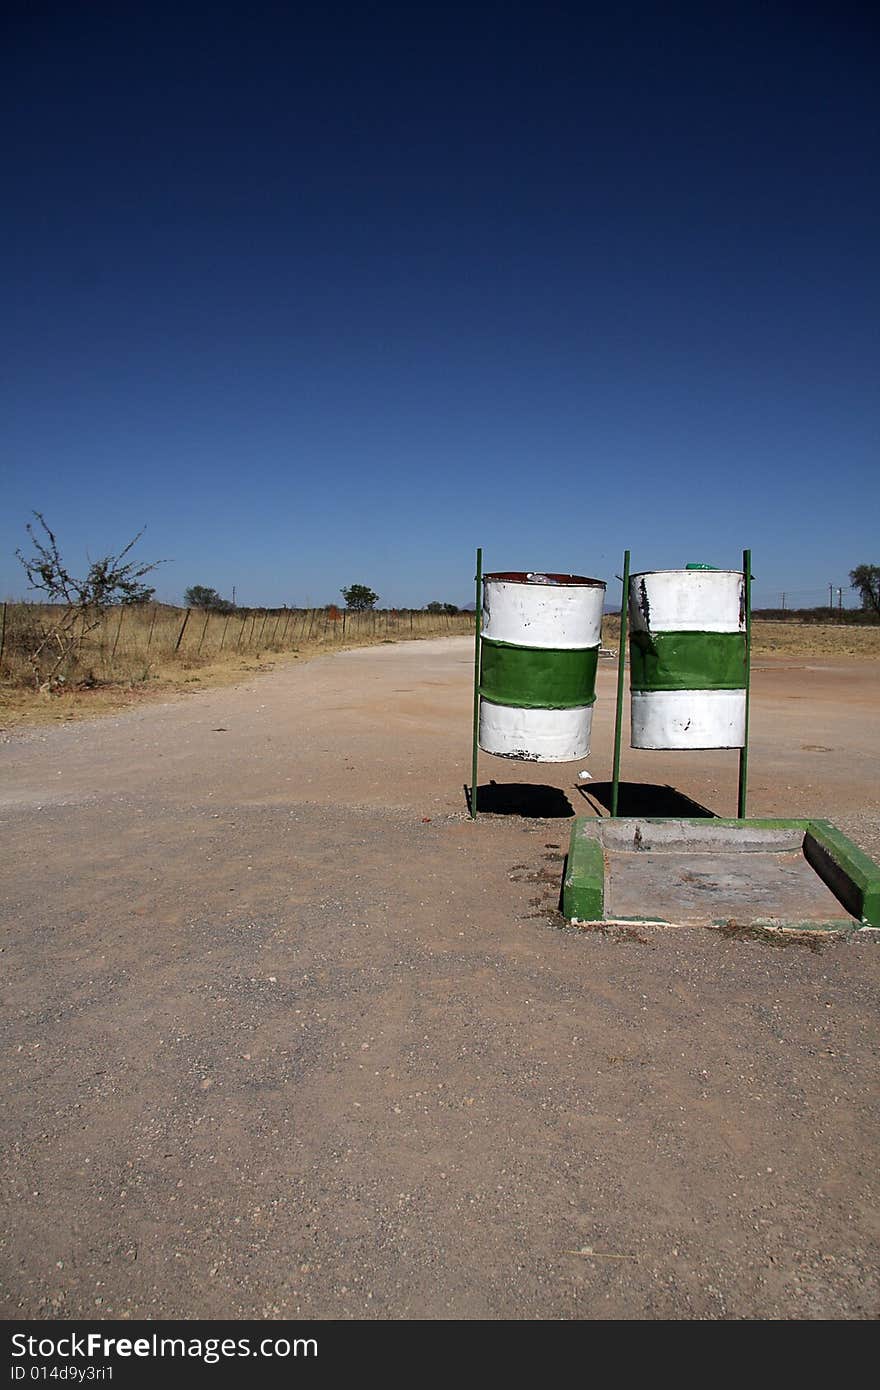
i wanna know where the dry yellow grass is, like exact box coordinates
[0,602,475,730]
[600,615,880,659]
[748,620,880,657]
[3,606,877,733]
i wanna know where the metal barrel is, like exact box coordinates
[478,571,606,762]
[628,568,747,749]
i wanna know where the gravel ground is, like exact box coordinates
[1,639,878,1319]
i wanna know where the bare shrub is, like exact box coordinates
[15,513,161,692]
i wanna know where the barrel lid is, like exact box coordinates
[629,568,743,580]
[485,571,606,589]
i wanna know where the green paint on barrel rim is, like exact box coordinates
[479,639,599,710]
[629,630,747,692]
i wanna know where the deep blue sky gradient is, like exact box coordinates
[3,3,878,608]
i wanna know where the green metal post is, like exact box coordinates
[611,549,631,817]
[738,548,752,818]
[470,548,483,819]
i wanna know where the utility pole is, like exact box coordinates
[829,583,834,618]
[838,587,843,619]
[781,592,786,612]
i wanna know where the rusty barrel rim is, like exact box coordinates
[485,571,605,588]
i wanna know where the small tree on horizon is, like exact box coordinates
[850,564,880,618]
[184,584,235,612]
[341,583,378,611]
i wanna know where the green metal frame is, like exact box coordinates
[610,547,752,819]
[470,546,482,819]
[610,549,630,816]
[738,548,752,818]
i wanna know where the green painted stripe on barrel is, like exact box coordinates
[629,630,747,692]
[480,639,599,709]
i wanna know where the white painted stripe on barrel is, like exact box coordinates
[631,689,747,749]
[629,570,744,635]
[479,699,594,762]
[483,579,604,649]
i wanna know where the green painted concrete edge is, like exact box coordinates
[803,820,880,927]
[629,630,746,691]
[562,825,604,921]
[712,917,856,934]
[562,816,880,927]
[480,638,599,710]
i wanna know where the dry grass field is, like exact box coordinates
[0,601,475,729]
[601,614,880,658]
[2,604,878,731]
[748,619,880,657]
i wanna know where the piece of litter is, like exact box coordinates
[577,770,592,781]
[564,1247,637,1260]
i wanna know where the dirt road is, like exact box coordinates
[1,638,878,1318]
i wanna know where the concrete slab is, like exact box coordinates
[563,816,880,929]
[606,848,849,927]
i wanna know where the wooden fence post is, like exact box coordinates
[111,605,126,661]
[174,608,191,651]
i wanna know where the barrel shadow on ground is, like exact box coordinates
[579,781,717,818]
[464,782,575,819]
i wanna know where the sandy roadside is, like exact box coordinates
[1,637,878,1318]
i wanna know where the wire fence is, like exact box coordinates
[0,601,476,691]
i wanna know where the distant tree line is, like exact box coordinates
[753,566,880,624]
[753,608,878,625]
[183,581,468,616]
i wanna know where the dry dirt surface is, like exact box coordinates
[1,637,878,1320]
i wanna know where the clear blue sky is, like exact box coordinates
[3,2,877,609]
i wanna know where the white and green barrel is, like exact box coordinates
[629,568,747,749]
[479,571,606,762]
